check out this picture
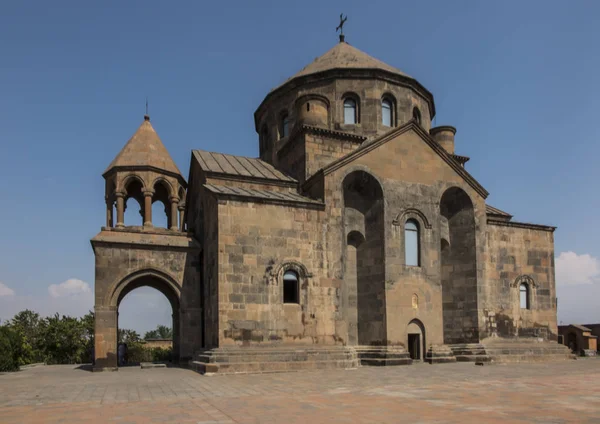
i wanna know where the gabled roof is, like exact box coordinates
[273,41,411,92]
[569,324,592,332]
[486,205,513,220]
[193,150,296,184]
[104,116,182,177]
[307,120,489,199]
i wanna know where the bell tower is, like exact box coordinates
[102,115,187,231]
[92,114,202,371]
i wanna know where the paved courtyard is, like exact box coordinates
[1,359,599,423]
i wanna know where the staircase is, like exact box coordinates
[482,338,576,363]
[449,343,491,363]
[189,345,360,375]
[354,346,412,366]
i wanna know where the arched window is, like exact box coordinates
[283,270,299,304]
[280,113,290,139]
[343,97,357,124]
[520,283,530,309]
[405,219,420,266]
[412,107,422,125]
[382,98,393,127]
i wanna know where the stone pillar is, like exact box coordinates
[169,196,179,231]
[93,305,118,371]
[143,190,154,227]
[178,206,185,232]
[105,196,113,229]
[115,193,125,228]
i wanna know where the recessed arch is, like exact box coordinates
[120,174,147,194]
[107,268,181,309]
[440,186,478,344]
[151,177,174,198]
[393,208,432,229]
[343,169,386,346]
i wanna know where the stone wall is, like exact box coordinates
[482,222,557,340]
[214,197,337,346]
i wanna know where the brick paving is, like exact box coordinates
[1,360,600,423]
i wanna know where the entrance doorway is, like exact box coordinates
[408,333,421,360]
[406,319,426,362]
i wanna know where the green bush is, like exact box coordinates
[0,326,26,372]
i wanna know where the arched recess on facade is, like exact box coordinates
[342,169,386,346]
[439,186,478,344]
[106,268,182,364]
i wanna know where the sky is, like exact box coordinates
[0,0,599,333]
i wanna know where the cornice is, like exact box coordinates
[103,165,187,188]
[210,191,325,211]
[487,219,556,232]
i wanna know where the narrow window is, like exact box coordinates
[382,98,392,127]
[280,113,290,139]
[412,107,422,125]
[283,270,299,304]
[520,283,529,309]
[260,125,269,153]
[405,219,420,266]
[344,98,357,124]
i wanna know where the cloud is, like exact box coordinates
[0,282,15,297]
[48,278,91,298]
[555,251,600,286]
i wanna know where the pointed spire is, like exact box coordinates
[103,116,182,177]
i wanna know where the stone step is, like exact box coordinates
[140,362,167,369]
[448,344,490,363]
[190,358,359,375]
[354,346,412,366]
[482,339,576,363]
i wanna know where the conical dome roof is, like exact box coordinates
[273,41,411,91]
[104,116,182,176]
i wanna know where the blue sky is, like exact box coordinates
[0,0,599,332]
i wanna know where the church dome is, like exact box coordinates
[272,41,413,92]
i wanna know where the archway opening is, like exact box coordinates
[343,170,385,346]
[124,179,144,226]
[407,319,426,361]
[152,180,171,229]
[440,187,478,344]
[115,275,180,367]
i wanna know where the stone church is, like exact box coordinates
[92,34,571,373]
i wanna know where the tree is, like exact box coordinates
[144,325,172,340]
[9,309,42,363]
[0,325,27,371]
[38,314,87,364]
[118,328,141,344]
